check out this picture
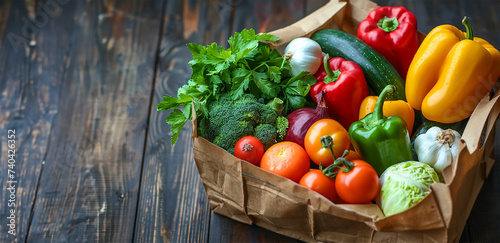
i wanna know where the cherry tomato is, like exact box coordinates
[335,159,380,204]
[234,136,264,165]
[304,119,351,167]
[299,169,337,202]
[260,141,310,183]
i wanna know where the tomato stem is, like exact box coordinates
[321,150,354,178]
[317,126,356,178]
[242,143,253,151]
[320,135,336,161]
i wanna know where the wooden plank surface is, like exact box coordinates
[0,1,38,242]
[0,0,77,241]
[18,0,164,242]
[133,0,231,242]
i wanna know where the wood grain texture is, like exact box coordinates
[305,0,330,18]
[467,120,500,242]
[133,0,231,242]
[24,0,163,242]
[231,0,306,34]
[0,1,32,242]
[0,0,71,242]
[0,0,12,48]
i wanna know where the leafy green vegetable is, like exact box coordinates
[379,161,440,216]
[157,28,316,145]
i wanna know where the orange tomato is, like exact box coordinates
[260,141,310,183]
[299,169,337,202]
[304,119,351,167]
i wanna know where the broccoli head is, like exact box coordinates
[276,116,289,141]
[197,116,213,141]
[254,123,277,150]
[254,116,289,149]
[212,120,254,151]
[199,93,290,154]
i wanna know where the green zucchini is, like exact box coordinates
[311,29,406,101]
[412,109,425,135]
[411,118,469,142]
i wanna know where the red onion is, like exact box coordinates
[284,100,327,147]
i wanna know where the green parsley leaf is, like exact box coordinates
[157,95,181,111]
[229,35,259,61]
[231,68,252,98]
[287,95,307,111]
[256,33,280,42]
[166,109,188,145]
[252,70,277,98]
[183,103,192,120]
[267,66,281,83]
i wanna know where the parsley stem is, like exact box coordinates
[253,62,265,71]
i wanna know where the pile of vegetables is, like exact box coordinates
[158,6,500,217]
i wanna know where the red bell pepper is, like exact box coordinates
[311,55,369,130]
[357,6,419,80]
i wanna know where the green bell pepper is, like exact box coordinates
[348,85,413,175]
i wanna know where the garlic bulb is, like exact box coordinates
[414,127,461,173]
[283,37,323,76]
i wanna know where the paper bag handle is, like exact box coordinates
[192,104,198,138]
[267,0,348,46]
[461,92,500,153]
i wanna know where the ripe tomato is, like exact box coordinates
[304,119,351,167]
[335,159,380,204]
[299,169,337,202]
[234,136,264,165]
[260,141,310,183]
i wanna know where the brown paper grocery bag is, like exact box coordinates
[191,0,500,242]
[191,80,500,243]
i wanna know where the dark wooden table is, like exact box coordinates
[1,0,499,242]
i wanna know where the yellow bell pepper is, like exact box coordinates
[406,17,500,123]
[359,96,415,136]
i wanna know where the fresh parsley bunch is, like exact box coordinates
[157,29,316,145]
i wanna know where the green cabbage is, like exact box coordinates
[380,161,440,216]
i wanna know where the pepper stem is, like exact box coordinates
[462,16,474,40]
[377,16,399,32]
[323,54,341,84]
[372,85,395,123]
